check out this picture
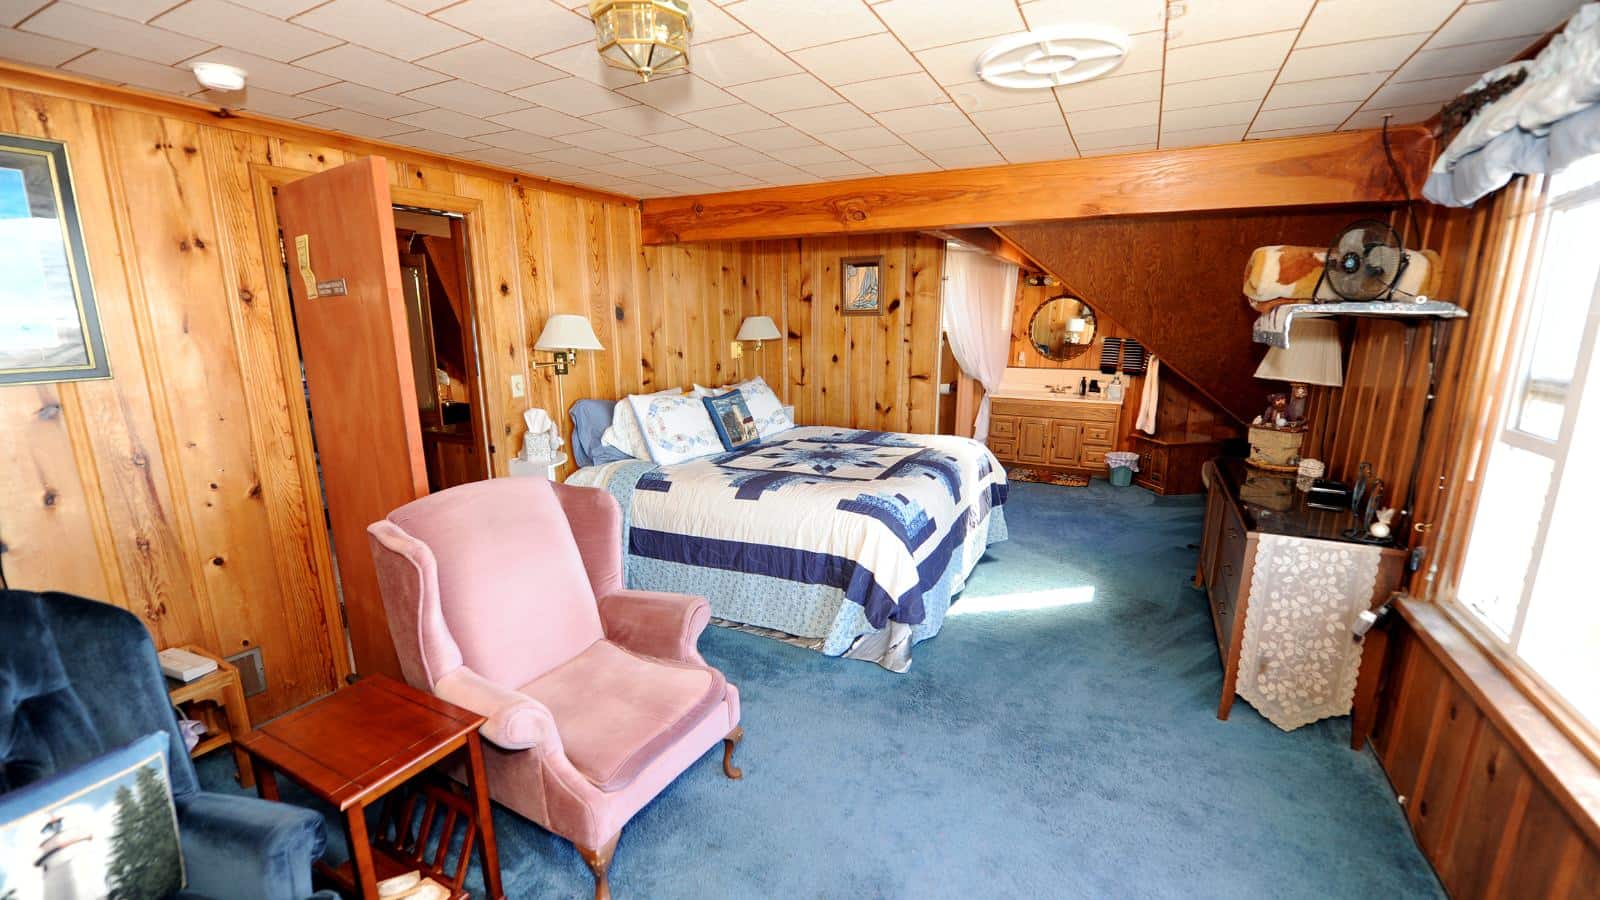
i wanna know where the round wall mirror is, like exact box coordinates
[1028,295,1097,361]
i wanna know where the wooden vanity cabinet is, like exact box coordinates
[987,398,1117,473]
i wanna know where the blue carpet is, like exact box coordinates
[199,480,1442,898]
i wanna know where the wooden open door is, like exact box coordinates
[275,157,425,681]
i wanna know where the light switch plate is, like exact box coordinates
[730,341,743,359]
[510,374,526,398]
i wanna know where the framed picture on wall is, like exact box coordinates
[0,133,110,386]
[841,256,883,316]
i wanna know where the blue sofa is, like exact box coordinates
[0,589,334,900]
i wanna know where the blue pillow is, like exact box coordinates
[702,390,760,450]
[0,731,183,899]
[569,399,630,467]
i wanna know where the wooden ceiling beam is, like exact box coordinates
[642,126,1433,244]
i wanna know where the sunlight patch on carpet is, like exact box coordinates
[949,585,1096,616]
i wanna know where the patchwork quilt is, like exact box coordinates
[567,426,1008,669]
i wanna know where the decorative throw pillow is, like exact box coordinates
[0,731,184,900]
[734,376,795,437]
[627,392,723,464]
[601,387,681,460]
[702,390,761,450]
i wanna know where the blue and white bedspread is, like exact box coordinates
[567,426,1008,671]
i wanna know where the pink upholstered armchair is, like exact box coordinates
[366,478,743,900]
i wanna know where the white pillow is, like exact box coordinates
[601,387,681,459]
[628,392,724,464]
[734,376,794,437]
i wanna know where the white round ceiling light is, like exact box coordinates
[976,26,1129,90]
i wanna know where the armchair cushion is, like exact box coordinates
[434,666,561,753]
[597,590,710,664]
[520,641,726,792]
[178,791,327,900]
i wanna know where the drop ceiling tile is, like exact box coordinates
[626,146,699,166]
[845,142,924,164]
[970,100,1062,133]
[434,0,593,59]
[1168,0,1313,48]
[202,85,332,118]
[69,0,181,23]
[914,36,995,85]
[1019,0,1165,35]
[948,79,1058,112]
[557,128,650,152]
[668,160,733,177]
[688,2,750,42]
[1161,70,1275,110]
[692,32,801,87]
[924,144,1004,167]
[648,127,734,151]
[298,107,415,138]
[1365,73,1477,109]
[539,146,619,167]
[729,72,844,113]
[292,0,472,60]
[1080,141,1155,157]
[873,102,969,134]
[154,0,342,63]
[1074,124,1157,150]
[778,102,876,133]
[511,76,636,116]
[721,0,884,52]
[583,104,687,134]
[781,144,848,164]
[1,0,50,27]
[1278,34,1425,83]
[534,42,645,88]
[872,158,943,174]
[1053,69,1162,112]
[1,27,87,67]
[474,128,565,152]
[873,0,1025,52]
[637,171,719,192]
[696,173,765,189]
[21,3,211,65]
[1262,72,1390,111]
[986,124,1072,154]
[183,48,337,94]
[996,144,1068,163]
[816,125,906,150]
[392,130,487,154]
[418,42,567,91]
[403,79,529,117]
[1428,0,1577,48]
[1066,100,1158,134]
[1395,36,1530,83]
[1159,123,1247,148]
[490,105,597,136]
[730,126,818,151]
[394,107,504,137]
[692,144,774,167]
[297,43,450,92]
[901,122,987,149]
[1298,0,1461,48]
[679,102,785,134]
[301,81,431,117]
[391,0,455,11]
[836,73,948,113]
[1246,124,1330,140]
[791,33,920,85]
[227,0,325,16]
[522,160,602,180]
[458,146,545,167]
[587,158,658,177]
[1157,99,1260,131]
[1165,31,1296,84]
[1342,102,1440,130]
[65,50,197,93]
[800,159,873,178]
[618,74,739,114]
[1250,101,1359,131]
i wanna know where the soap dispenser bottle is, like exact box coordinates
[1079,376,1087,396]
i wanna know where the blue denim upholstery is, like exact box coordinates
[0,590,332,900]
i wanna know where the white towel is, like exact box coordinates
[1135,357,1160,434]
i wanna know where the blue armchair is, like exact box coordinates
[0,589,332,900]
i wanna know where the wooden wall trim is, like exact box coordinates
[641,127,1433,244]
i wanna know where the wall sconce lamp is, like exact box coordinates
[732,315,781,358]
[534,314,605,375]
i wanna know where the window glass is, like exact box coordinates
[1457,444,1553,637]
[1509,202,1600,440]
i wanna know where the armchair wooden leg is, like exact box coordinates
[579,833,619,900]
[722,726,745,780]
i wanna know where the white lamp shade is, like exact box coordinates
[1067,317,1087,333]
[535,314,605,352]
[736,315,782,342]
[1255,317,1343,387]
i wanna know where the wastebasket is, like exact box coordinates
[1106,451,1139,487]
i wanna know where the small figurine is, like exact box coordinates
[1370,507,1396,539]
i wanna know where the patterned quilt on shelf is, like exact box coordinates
[566,426,1009,672]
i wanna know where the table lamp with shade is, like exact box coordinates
[735,315,781,353]
[1248,317,1343,470]
[533,314,605,436]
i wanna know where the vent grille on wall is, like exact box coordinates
[1099,337,1122,374]
[1121,340,1148,375]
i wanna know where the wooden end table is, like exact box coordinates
[166,644,254,788]
[239,676,506,900]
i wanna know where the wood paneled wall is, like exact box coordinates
[642,233,946,435]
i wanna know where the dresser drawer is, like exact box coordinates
[990,415,1017,438]
[1082,424,1113,445]
[1080,447,1109,467]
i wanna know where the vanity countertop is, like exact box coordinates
[988,387,1124,406]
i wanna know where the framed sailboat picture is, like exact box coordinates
[0,133,109,385]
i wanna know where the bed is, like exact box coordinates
[567,425,1008,672]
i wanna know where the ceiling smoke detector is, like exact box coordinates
[975,26,1129,90]
[191,62,247,92]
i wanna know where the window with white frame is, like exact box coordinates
[1455,154,1600,733]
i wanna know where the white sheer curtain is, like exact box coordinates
[941,247,1018,440]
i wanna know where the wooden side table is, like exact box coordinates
[239,676,506,900]
[166,644,254,787]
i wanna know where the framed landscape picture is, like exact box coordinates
[0,133,109,385]
[841,256,883,316]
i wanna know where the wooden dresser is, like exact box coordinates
[988,397,1119,473]
[1197,459,1407,748]
[1129,434,1226,495]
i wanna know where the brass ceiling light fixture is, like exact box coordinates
[589,0,694,82]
